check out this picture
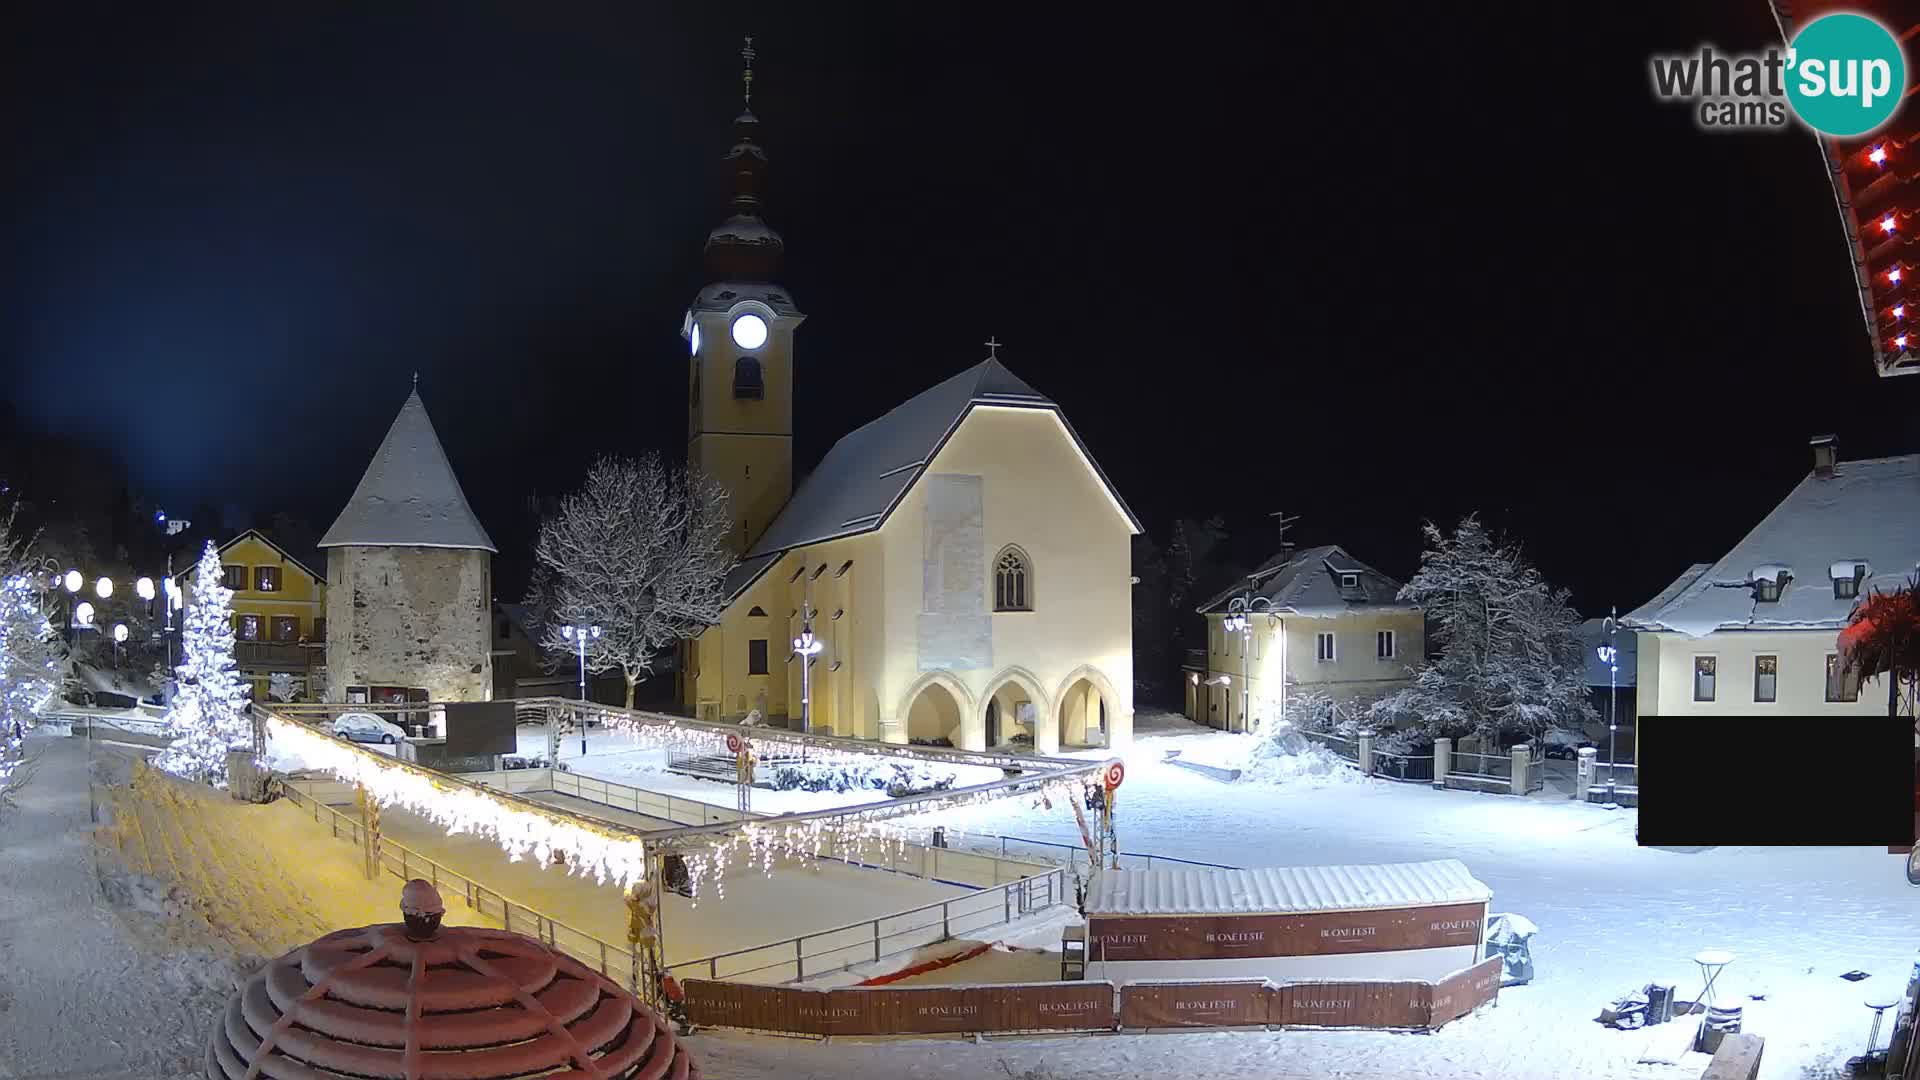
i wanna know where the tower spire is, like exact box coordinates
[741,36,756,110]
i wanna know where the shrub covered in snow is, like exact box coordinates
[768,759,958,797]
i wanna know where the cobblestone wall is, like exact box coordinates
[325,546,492,701]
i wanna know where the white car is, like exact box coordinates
[332,712,408,745]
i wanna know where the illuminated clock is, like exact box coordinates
[730,313,768,350]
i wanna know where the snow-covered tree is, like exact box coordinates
[0,506,61,803]
[154,540,252,787]
[1370,516,1594,743]
[529,455,734,708]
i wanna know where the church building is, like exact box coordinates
[320,388,498,707]
[677,48,1140,753]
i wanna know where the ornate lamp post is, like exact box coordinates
[1597,607,1620,801]
[559,623,601,755]
[791,603,824,734]
[1223,588,1278,734]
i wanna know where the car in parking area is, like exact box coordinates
[1540,727,1596,760]
[332,712,408,745]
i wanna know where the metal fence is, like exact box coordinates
[547,770,747,827]
[277,781,643,995]
[665,866,1068,985]
[1371,749,1437,784]
[1301,730,1359,762]
[1448,745,1547,794]
[975,833,1237,872]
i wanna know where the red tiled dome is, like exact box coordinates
[207,886,696,1080]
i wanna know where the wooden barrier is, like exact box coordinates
[1089,902,1486,961]
[685,956,1502,1037]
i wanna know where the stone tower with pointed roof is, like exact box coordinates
[319,389,497,704]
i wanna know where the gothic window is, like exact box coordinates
[993,546,1033,612]
[733,355,764,399]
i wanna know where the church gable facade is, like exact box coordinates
[673,49,1137,751]
[683,390,1137,753]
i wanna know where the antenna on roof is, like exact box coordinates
[1270,510,1300,547]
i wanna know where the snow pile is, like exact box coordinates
[1239,722,1365,787]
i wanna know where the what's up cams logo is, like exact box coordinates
[1651,12,1906,135]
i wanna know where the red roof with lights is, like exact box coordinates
[1771,1,1920,375]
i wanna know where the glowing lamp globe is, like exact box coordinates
[74,601,95,627]
[689,322,702,356]
[113,623,129,643]
[207,881,699,1079]
[95,576,113,599]
[136,577,156,601]
[63,570,82,593]
[730,312,768,350]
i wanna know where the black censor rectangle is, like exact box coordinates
[1638,718,1914,846]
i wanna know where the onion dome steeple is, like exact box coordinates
[705,36,784,280]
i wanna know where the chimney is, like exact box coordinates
[1810,434,1839,478]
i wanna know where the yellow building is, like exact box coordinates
[1188,545,1425,732]
[674,83,1140,753]
[174,530,327,703]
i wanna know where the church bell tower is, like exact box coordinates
[685,36,803,554]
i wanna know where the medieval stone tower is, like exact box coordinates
[319,388,496,703]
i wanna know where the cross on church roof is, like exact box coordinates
[984,336,1002,360]
[741,36,756,109]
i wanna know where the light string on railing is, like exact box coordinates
[266,717,652,888]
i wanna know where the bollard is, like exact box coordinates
[1433,737,1451,790]
[1509,743,1530,796]
[1357,730,1375,776]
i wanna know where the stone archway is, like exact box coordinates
[982,666,1053,754]
[894,670,976,749]
[1053,664,1124,750]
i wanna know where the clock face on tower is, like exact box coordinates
[731,313,768,350]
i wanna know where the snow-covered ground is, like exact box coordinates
[15,712,1915,1079]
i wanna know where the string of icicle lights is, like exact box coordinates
[585,708,1011,783]
[672,776,1095,906]
[266,718,653,889]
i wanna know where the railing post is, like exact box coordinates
[1509,742,1530,797]
[1004,886,1012,924]
[795,938,804,981]
[873,920,881,963]
[942,901,950,939]
[1358,729,1375,775]
[1575,746,1597,803]
[1433,737,1451,790]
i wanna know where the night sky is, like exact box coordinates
[3,3,1917,611]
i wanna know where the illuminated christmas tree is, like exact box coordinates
[154,540,252,786]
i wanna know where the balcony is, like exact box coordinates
[235,641,323,671]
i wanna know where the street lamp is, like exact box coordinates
[558,624,601,755]
[73,601,95,628]
[63,570,82,594]
[1224,587,1278,735]
[136,577,155,601]
[95,576,113,600]
[1597,607,1620,802]
[112,622,128,668]
[791,603,824,734]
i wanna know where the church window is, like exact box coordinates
[811,564,827,581]
[993,546,1033,612]
[830,660,842,671]
[789,564,806,583]
[832,608,844,620]
[732,355,764,399]
[748,606,767,617]
[748,639,769,675]
[836,560,853,578]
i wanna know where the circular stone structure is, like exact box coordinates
[208,881,697,1079]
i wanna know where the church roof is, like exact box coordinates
[319,390,497,553]
[722,357,1140,600]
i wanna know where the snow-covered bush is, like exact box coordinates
[1,506,62,803]
[1240,719,1364,787]
[767,759,958,797]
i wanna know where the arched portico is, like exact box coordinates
[1053,664,1125,750]
[894,670,977,748]
[981,666,1052,753]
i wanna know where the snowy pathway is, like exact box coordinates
[0,733,236,1080]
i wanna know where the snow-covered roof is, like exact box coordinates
[172,529,325,586]
[1196,545,1414,617]
[723,358,1142,602]
[1622,454,1920,637]
[691,280,803,317]
[319,390,497,553]
[1580,617,1637,687]
[1087,860,1490,917]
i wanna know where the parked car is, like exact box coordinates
[1540,727,1595,760]
[332,712,408,745]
